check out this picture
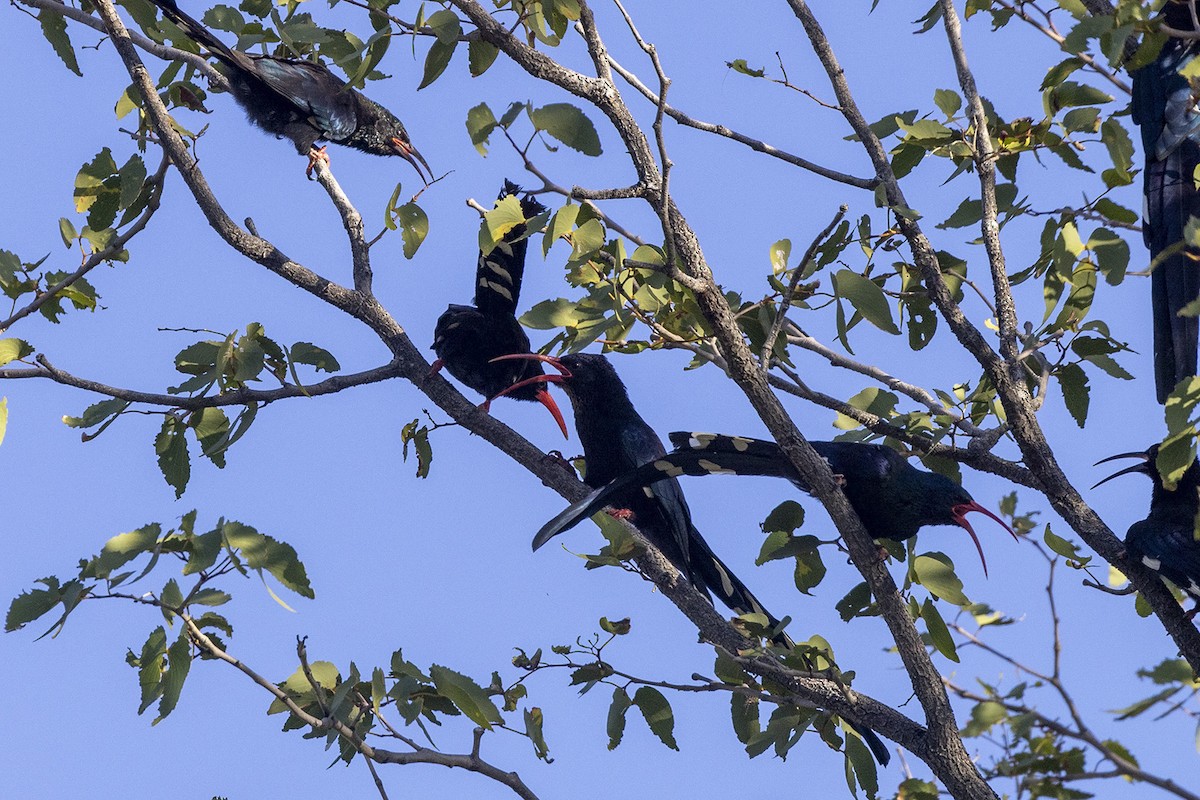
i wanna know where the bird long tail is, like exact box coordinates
[1147,141,1200,403]
[474,182,547,316]
[148,0,252,73]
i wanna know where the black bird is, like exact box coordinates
[535,431,1016,577]
[1132,1,1200,403]
[430,182,567,438]
[492,353,892,766]
[1094,446,1200,603]
[148,0,431,181]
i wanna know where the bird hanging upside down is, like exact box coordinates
[147,0,431,182]
[430,182,567,437]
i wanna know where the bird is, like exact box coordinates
[430,181,567,438]
[491,352,892,766]
[147,0,431,181]
[1132,1,1200,403]
[1093,445,1200,604]
[534,431,1017,577]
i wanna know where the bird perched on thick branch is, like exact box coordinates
[492,353,891,765]
[1132,0,1200,403]
[147,0,431,181]
[430,182,566,438]
[1094,446,1200,604]
[535,431,1016,577]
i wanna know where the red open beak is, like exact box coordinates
[1091,451,1152,489]
[391,136,433,185]
[950,501,1018,578]
[487,354,573,439]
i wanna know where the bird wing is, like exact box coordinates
[250,59,359,141]
[1127,519,1200,599]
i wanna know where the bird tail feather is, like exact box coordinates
[148,0,253,73]
[474,182,547,316]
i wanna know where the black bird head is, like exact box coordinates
[1092,444,1200,496]
[489,352,628,410]
[350,99,433,183]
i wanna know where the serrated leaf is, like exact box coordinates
[87,524,161,579]
[7,578,72,632]
[607,686,632,750]
[529,103,603,156]
[221,521,313,599]
[39,10,82,76]
[155,416,190,498]
[429,665,503,730]
[396,202,428,259]
[632,686,678,750]
[154,628,192,723]
[1054,362,1090,428]
[289,342,341,373]
[0,338,34,366]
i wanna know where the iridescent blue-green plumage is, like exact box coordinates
[1132,2,1200,403]
[148,0,430,180]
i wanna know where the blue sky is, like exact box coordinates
[1,2,1195,798]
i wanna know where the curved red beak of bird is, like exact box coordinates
[950,501,1018,578]
[391,136,433,185]
[487,354,573,439]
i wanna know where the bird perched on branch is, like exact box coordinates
[1132,0,1200,403]
[147,0,431,181]
[430,182,567,438]
[1094,446,1200,604]
[491,352,892,765]
[535,431,1016,577]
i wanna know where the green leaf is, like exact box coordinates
[155,416,190,498]
[632,686,678,750]
[190,589,232,607]
[134,626,168,715]
[833,270,900,334]
[418,38,458,90]
[7,577,74,632]
[912,553,970,606]
[843,723,879,798]
[921,598,960,662]
[0,396,6,448]
[400,419,434,478]
[961,700,1006,736]
[524,707,551,761]
[933,88,962,119]
[221,521,314,599]
[599,616,631,635]
[39,10,82,76]
[529,103,603,156]
[58,217,77,248]
[762,500,805,534]
[289,342,341,373]
[86,524,161,579]
[607,687,632,750]
[468,39,499,76]
[731,693,761,744]
[429,665,504,730]
[1042,524,1090,565]
[395,202,429,259]
[727,58,766,77]
[0,338,34,366]
[154,628,192,723]
[482,194,528,250]
[1054,362,1090,428]
[465,102,498,155]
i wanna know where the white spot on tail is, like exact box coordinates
[688,433,716,449]
[653,460,685,478]
[698,459,737,475]
[1142,556,1162,571]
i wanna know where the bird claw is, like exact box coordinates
[542,450,576,474]
[305,146,330,180]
